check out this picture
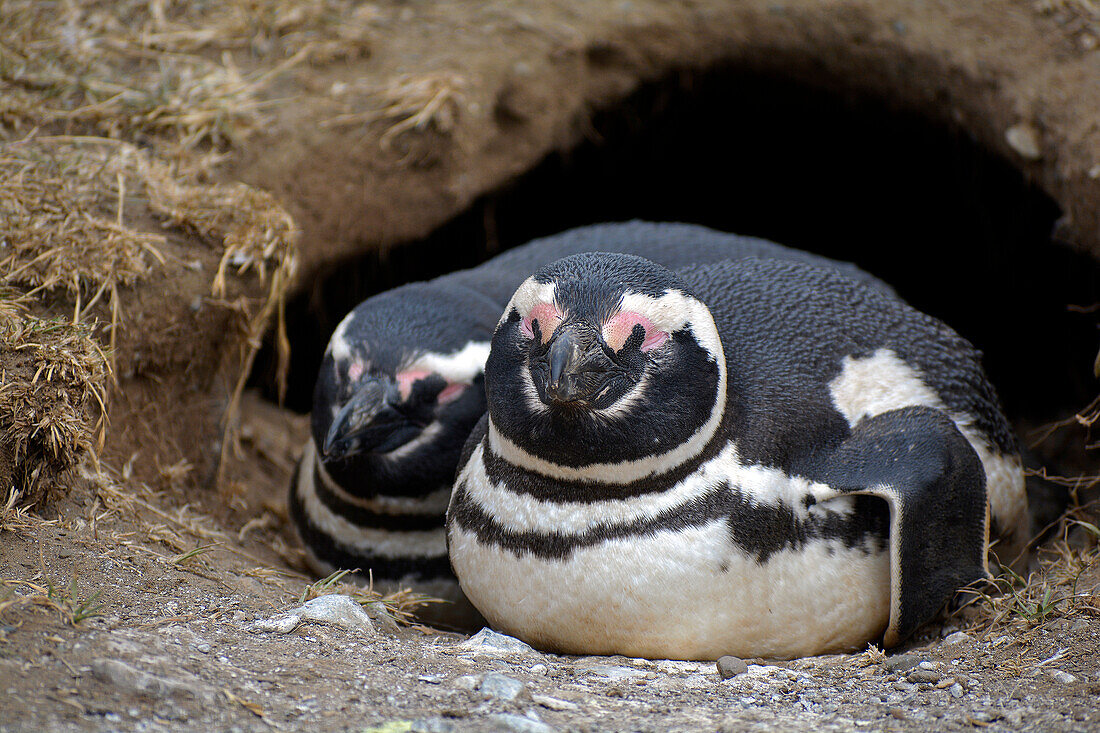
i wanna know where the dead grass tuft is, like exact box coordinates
[0,140,165,300]
[0,577,105,626]
[0,315,110,509]
[299,569,445,627]
[323,72,468,148]
[960,507,1100,635]
[1,0,379,152]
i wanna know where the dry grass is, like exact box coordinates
[323,72,469,147]
[0,0,378,153]
[0,577,105,626]
[0,315,110,509]
[299,569,445,627]
[0,140,165,300]
[960,509,1100,636]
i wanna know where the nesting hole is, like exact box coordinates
[253,66,1099,475]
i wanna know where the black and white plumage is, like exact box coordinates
[447,252,1028,658]
[289,222,895,626]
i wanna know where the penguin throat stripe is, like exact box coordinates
[296,451,448,559]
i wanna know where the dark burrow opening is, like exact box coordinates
[252,64,1099,477]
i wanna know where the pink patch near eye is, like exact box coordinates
[437,382,466,404]
[521,303,561,343]
[604,311,668,352]
[394,369,431,401]
[347,362,365,381]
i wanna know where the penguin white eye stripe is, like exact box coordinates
[501,278,557,328]
[619,290,722,359]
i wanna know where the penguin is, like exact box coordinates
[446,252,1029,659]
[290,221,896,627]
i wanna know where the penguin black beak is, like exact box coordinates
[322,377,421,459]
[543,326,606,405]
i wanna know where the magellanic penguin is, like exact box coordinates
[447,252,1029,659]
[290,221,895,627]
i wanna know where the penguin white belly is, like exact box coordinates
[448,519,891,660]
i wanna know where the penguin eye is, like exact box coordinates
[604,311,668,352]
[520,303,560,344]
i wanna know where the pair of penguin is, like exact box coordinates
[291,221,1028,659]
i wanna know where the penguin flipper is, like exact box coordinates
[807,406,989,646]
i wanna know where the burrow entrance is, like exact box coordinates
[253,65,1100,476]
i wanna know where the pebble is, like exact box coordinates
[883,655,921,673]
[529,664,547,676]
[249,595,375,635]
[486,713,555,733]
[532,694,578,712]
[1047,669,1077,684]
[90,659,210,702]
[907,669,941,685]
[716,656,749,679]
[480,673,530,702]
[918,661,938,671]
[942,631,970,646]
[411,719,456,733]
[949,683,964,698]
[1005,123,1042,160]
[457,628,537,656]
[579,664,647,682]
[452,675,482,691]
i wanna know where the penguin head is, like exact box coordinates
[313,285,492,470]
[485,252,728,477]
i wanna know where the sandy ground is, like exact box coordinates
[3,394,1099,733]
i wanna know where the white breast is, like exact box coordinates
[448,512,890,661]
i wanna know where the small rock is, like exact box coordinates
[907,669,941,684]
[91,659,210,701]
[418,675,444,684]
[1047,669,1077,684]
[656,660,707,674]
[918,661,938,671]
[717,656,749,679]
[486,713,555,733]
[949,683,964,698]
[942,631,970,646]
[1006,123,1042,161]
[251,595,376,635]
[579,664,647,682]
[528,664,547,676]
[532,694,578,711]
[1089,164,1100,180]
[411,719,456,733]
[452,675,482,691]
[480,673,529,702]
[1067,618,1091,633]
[457,628,537,655]
[363,601,401,632]
[884,655,921,674]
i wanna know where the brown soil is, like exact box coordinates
[3,1,1100,731]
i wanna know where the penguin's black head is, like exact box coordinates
[312,285,494,492]
[485,252,727,475]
